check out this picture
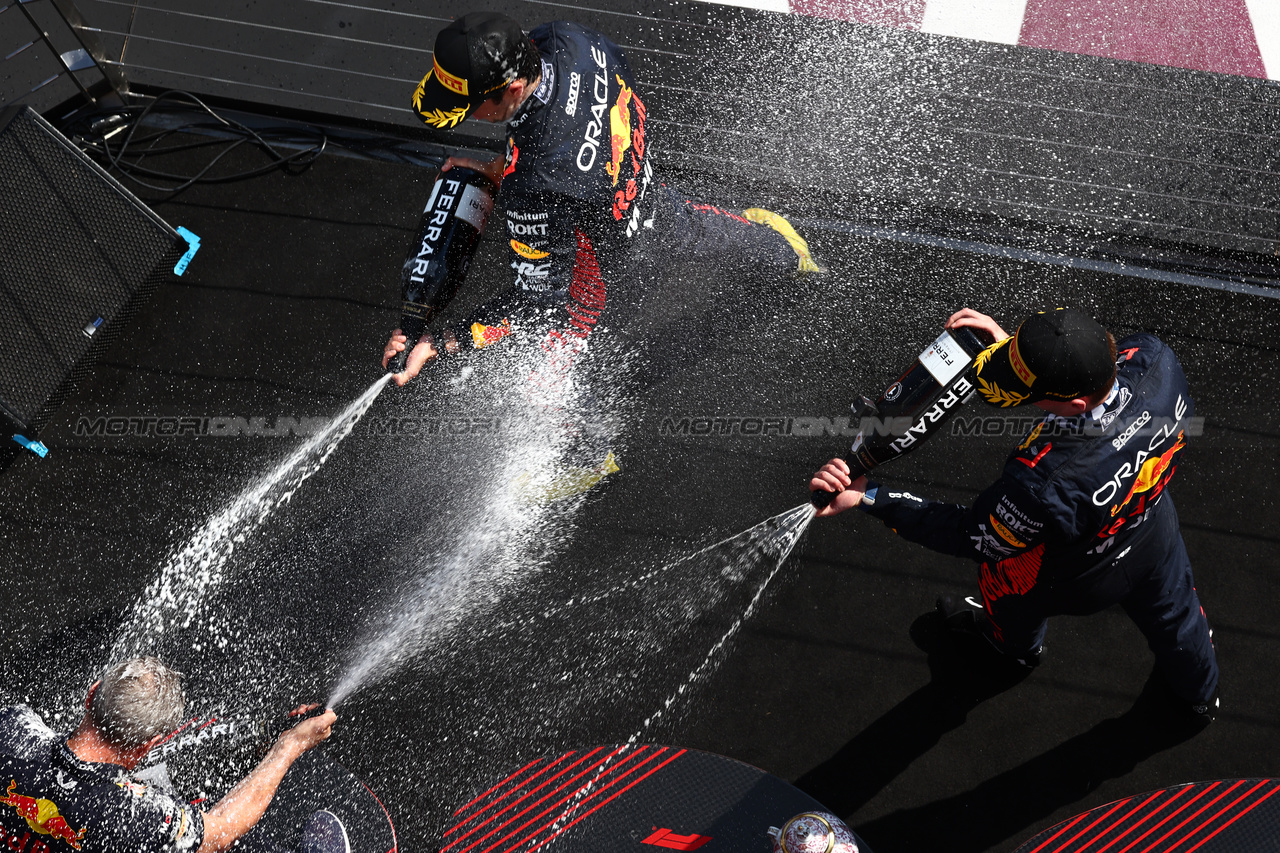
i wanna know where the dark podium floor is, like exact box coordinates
[1012,778,1280,853]
[2,84,1280,853]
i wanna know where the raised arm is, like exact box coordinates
[196,706,336,853]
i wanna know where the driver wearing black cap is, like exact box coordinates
[383,12,819,384]
[810,307,1220,721]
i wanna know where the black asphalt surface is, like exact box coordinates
[3,6,1280,852]
[56,0,1280,270]
[1,135,1277,852]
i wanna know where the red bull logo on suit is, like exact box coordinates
[1092,394,1188,509]
[0,780,87,850]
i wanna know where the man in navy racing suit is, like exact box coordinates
[0,657,345,853]
[810,307,1219,720]
[382,12,817,391]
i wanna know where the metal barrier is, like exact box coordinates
[74,0,447,131]
[1,0,126,115]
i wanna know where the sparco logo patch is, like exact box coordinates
[1111,410,1150,450]
[565,72,581,115]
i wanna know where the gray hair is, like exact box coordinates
[90,657,185,749]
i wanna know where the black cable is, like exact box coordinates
[68,90,328,199]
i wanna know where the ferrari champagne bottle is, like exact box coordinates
[812,326,990,507]
[388,166,494,373]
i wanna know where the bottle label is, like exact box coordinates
[456,184,493,232]
[919,331,969,387]
[888,375,974,453]
[402,301,433,320]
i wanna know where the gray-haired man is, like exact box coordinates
[0,657,346,853]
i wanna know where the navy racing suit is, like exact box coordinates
[415,21,799,394]
[858,334,1218,704]
[0,705,203,853]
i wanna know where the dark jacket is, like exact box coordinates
[442,22,656,366]
[862,334,1195,611]
[0,705,203,853]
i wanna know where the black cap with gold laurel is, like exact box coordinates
[412,13,532,129]
[972,308,1113,407]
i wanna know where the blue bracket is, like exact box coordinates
[174,226,202,276]
[12,435,48,458]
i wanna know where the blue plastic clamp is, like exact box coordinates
[174,226,202,276]
[12,435,49,458]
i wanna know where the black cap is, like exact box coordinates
[972,308,1113,407]
[412,13,532,129]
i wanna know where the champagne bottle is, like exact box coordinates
[388,166,494,373]
[812,325,991,508]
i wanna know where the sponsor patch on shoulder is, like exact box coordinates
[565,71,581,116]
[531,56,554,104]
[989,514,1027,548]
[995,497,1043,537]
[510,239,549,260]
[970,522,1018,558]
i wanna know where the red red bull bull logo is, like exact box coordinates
[1090,428,1187,551]
[603,75,648,223]
[1112,432,1185,517]
[0,780,87,851]
[604,77,636,186]
[528,230,607,396]
[1092,395,1189,511]
[470,318,513,350]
